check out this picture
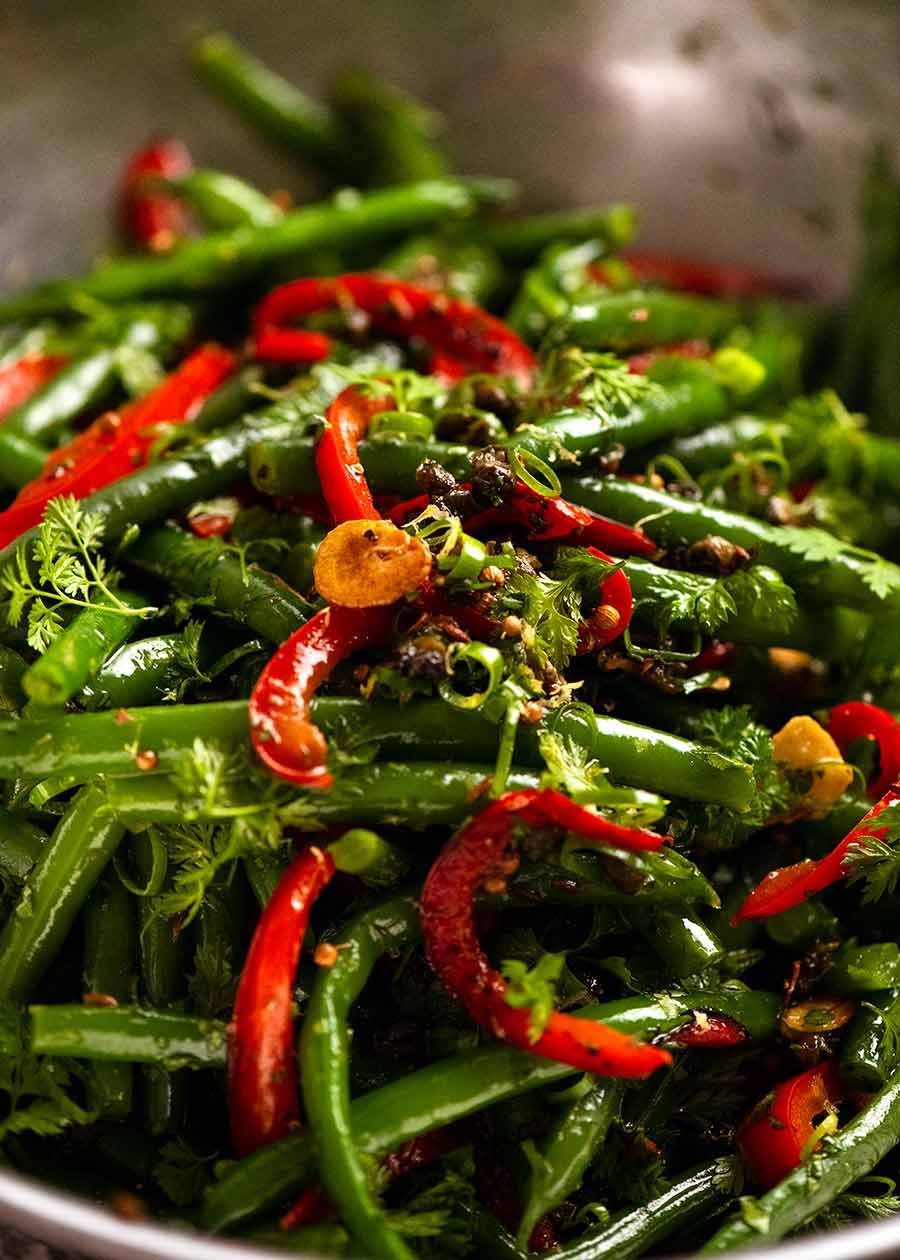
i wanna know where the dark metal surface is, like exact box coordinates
[2,1,900,1256]
[2,0,899,297]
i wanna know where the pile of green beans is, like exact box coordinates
[3,27,900,1260]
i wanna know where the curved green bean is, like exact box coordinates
[0,785,123,1002]
[82,870,135,1116]
[300,895,421,1260]
[703,1069,900,1249]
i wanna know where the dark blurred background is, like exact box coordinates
[1,0,898,298]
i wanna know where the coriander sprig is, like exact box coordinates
[0,496,156,651]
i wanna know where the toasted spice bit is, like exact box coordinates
[82,992,119,1008]
[590,604,621,633]
[110,1190,148,1220]
[501,614,523,638]
[314,942,340,968]
[114,708,134,725]
[135,748,159,772]
[314,518,432,607]
[481,565,507,586]
[482,876,508,895]
[520,700,546,725]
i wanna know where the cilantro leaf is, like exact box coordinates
[503,549,619,670]
[0,495,155,650]
[153,1138,216,1208]
[843,826,900,904]
[501,952,565,1043]
[0,1004,94,1142]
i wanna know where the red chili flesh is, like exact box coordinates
[737,1061,846,1188]
[422,789,672,1077]
[119,136,193,253]
[252,274,537,390]
[0,353,68,420]
[229,845,336,1157]
[317,384,394,523]
[667,1012,747,1048]
[0,343,235,550]
[249,603,397,789]
[735,785,900,921]
[829,700,900,800]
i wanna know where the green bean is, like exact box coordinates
[0,785,123,1002]
[509,365,731,463]
[29,1005,227,1069]
[703,1068,900,1249]
[190,31,349,177]
[126,526,312,643]
[162,170,283,229]
[243,853,286,909]
[82,870,135,1116]
[376,234,504,305]
[0,431,48,491]
[22,589,150,709]
[840,989,900,1092]
[134,832,185,1136]
[81,634,184,710]
[331,66,449,186]
[0,808,47,885]
[634,908,724,978]
[2,308,192,441]
[518,1080,623,1246]
[560,1158,738,1260]
[246,1225,350,1254]
[300,895,420,1260]
[0,181,481,319]
[249,428,474,497]
[483,206,636,262]
[669,415,786,475]
[562,475,900,611]
[202,987,775,1232]
[0,646,26,714]
[192,365,265,433]
[829,943,900,994]
[555,290,743,352]
[0,696,753,810]
[510,846,717,910]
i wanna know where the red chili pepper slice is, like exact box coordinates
[666,1012,747,1048]
[575,546,633,652]
[687,640,736,675]
[249,603,397,789]
[829,700,900,801]
[252,275,536,390]
[0,353,68,421]
[737,1062,846,1188]
[229,845,336,1157]
[279,1184,334,1232]
[318,384,394,523]
[119,136,193,253]
[0,344,235,550]
[626,340,712,375]
[734,785,900,922]
[421,789,672,1077]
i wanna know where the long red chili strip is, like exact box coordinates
[391,483,657,559]
[735,784,900,922]
[0,353,68,420]
[229,845,336,1158]
[249,603,397,789]
[252,274,537,390]
[119,136,193,253]
[666,1012,747,1048]
[422,789,672,1077]
[0,343,235,550]
[279,1184,335,1232]
[829,700,900,801]
[737,1062,846,1188]
[575,546,633,652]
[318,384,393,523]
